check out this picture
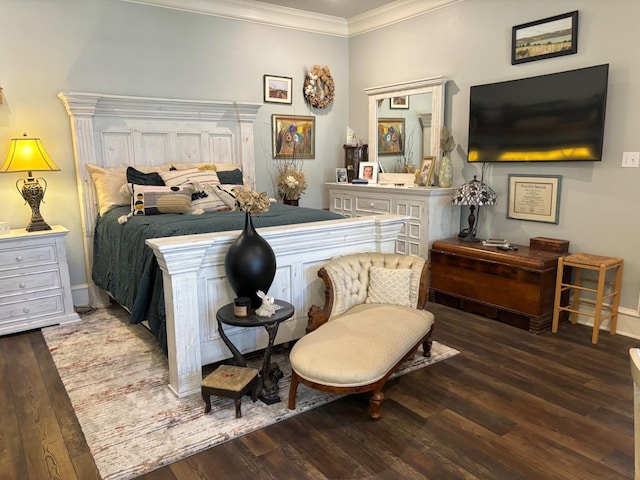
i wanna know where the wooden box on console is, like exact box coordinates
[529,237,570,254]
[429,238,570,333]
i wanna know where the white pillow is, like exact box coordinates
[160,168,228,212]
[87,165,130,215]
[215,184,243,210]
[366,266,412,307]
[131,184,194,215]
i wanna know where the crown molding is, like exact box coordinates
[121,0,464,38]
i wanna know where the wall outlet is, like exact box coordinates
[622,151,640,168]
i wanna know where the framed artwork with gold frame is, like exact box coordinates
[272,115,315,159]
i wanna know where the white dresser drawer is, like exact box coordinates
[355,196,392,214]
[0,243,57,271]
[0,293,64,323]
[0,269,61,296]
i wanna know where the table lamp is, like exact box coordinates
[1,134,60,231]
[452,175,497,242]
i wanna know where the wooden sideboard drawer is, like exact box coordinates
[355,196,392,214]
[0,243,57,270]
[0,269,61,296]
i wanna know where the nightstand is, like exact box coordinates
[0,225,79,335]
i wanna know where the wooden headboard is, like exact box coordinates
[58,92,261,304]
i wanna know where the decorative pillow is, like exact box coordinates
[160,168,228,212]
[131,184,194,215]
[216,168,244,185]
[87,164,131,215]
[366,266,412,307]
[215,184,243,210]
[126,166,165,186]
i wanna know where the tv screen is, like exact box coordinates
[467,64,609,162]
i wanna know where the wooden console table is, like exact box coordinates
[429,238,569,333]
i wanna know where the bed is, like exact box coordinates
[58,92,407,397]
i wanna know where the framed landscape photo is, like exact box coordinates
[390,95,410,109]
[264,74,293,104]
[507,174,562,224]
[377,118,405,155]
[512,11,578,65]
[358,161,378,184]
[272,115,315,159]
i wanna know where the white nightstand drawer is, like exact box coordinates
[0,269,61,296]
[0,243,57,271]
[0,293,64,323]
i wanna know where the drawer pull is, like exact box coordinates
[23,307,30,313]
[16,255,23,262]
[18,282,26,288]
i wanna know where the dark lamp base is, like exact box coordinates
[26,219,52,232]
[460,234,480,243]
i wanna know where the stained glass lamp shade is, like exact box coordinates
[452,175,497,242]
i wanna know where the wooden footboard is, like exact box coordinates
[147,213,407,397]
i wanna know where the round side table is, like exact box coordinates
[216,300,294,404]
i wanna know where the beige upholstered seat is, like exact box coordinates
[288,252,434,420]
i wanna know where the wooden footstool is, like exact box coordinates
[201,365,260,418]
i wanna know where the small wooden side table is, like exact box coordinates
[216,300,294,404]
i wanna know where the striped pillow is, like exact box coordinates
[160,168,228,212]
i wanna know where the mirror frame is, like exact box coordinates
[365,76,447,163]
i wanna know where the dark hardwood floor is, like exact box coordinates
[1,303,637,479]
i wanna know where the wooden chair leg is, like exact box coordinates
[369,390,384,421]
[610,262,623,335]
[288,371,300,410]
[571,267,583,325]
[592,264,607,345]
[422,337,432,358]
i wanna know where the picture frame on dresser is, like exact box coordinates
[418,156,436,186]
[335,167,348,183]
[358,161,378,184]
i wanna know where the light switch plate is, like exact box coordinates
[622,151,640,168]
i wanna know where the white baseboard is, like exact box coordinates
[576,306,640,340]
[71,284,90,309]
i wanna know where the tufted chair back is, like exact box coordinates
[322,253,426,319]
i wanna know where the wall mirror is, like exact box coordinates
[365,76,446,172]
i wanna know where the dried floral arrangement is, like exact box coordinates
[235,187,270,215]
[440,126,456,154]
[277,166,307,201]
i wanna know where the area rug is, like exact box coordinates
[43,307,459,480]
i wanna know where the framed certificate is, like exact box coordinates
[507,174,562,224]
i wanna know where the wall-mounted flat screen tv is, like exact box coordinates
[467,64,609,162]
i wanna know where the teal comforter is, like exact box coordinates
[92,204,343,352]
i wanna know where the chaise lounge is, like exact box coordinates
[288,252,434,420]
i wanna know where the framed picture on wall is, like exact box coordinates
[390,96,410,109]
[507,174,562,224]
[264,75,293,104]
[512,11,578,65]
[272,115,315,159]
[377,118,404,155]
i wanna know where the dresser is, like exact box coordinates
[0,226,79,335]
[327,183,460,257]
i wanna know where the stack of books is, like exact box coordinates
[482,238,510,247]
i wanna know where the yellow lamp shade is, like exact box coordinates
[1,137,60,175]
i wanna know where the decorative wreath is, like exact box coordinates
[303,64,335,109]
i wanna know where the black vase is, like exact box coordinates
[224,212,277,309]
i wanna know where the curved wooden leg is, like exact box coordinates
[422,338,432,358]
[288,371,300,410]
[369,390,384,421]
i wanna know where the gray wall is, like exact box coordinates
[349,0,640,311]
[0,0,349,303]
